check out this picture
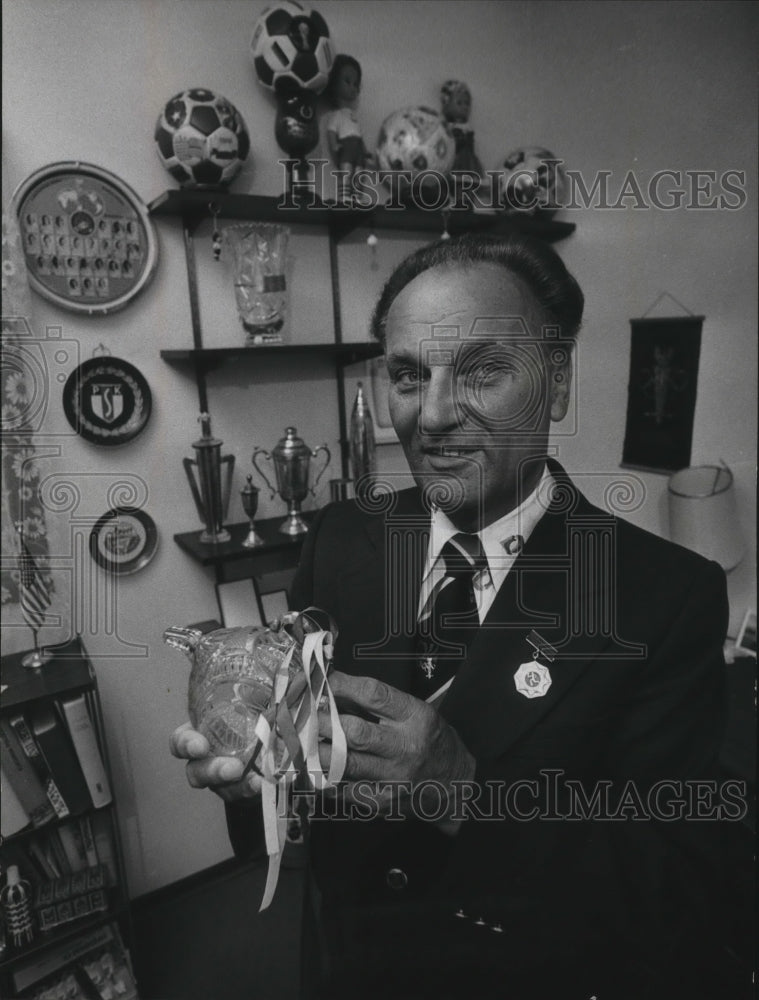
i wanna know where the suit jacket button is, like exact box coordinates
[385,867,408,890]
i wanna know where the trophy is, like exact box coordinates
[252,426,330,536]
[183,414,235,544]
[241,474,264,548]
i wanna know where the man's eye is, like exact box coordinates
[389,368,423,389]
[461,362,517,384]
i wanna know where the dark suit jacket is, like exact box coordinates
[228,463,746,999]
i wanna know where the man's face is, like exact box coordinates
[384,262,571,530]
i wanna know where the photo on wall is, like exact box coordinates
[621,315,703,474]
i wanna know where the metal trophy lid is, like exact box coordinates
[274,426,309,460]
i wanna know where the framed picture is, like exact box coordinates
[260,589,289,623]
[11,161,158,315]
[621,316,703,474]
[367,358,398,444]
[735,608,757,657]
[215,579,263,629]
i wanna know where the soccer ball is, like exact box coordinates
[154,89,251,187]
[498,147,567,216]
[375,107,455,199]
[250,1,333,94]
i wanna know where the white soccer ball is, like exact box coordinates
[250,1,334,94]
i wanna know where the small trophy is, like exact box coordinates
[183,414,235,544]
[241,474,264,548]
[252,427,330,536]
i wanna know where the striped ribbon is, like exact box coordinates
[254,626,346,911]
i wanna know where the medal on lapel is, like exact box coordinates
[514,630,556,699]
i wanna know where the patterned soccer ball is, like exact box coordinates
[498,147,567,216]
[250,1,333,94]
[154,89,251,187]
[375,107,456,198]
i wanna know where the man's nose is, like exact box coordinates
[419,368,459,434]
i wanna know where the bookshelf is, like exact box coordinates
[0,637,138,998]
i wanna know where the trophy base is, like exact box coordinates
[22,649,53,669]
[279,513,309,536]
[199,527,231,545]
[242,527,265,548]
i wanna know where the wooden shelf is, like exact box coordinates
[148,190,576,243]
[160,341,382,371]
[173,514,314,568]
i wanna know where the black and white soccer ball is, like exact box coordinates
[250,1,333,94]
[154,88,251,188]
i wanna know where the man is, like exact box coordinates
[171,234,743,999]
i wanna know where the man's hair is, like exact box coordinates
[370,232,584,345]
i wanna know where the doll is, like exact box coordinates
[440,79,483,194]
[324,54,373,202]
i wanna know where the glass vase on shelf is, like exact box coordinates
[223,224,290,347]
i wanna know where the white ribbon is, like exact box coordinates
[254,629,345,911]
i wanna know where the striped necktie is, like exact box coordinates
[413,532,489,699]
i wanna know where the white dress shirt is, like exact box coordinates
[417,466,553,702]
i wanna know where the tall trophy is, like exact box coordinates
[183,413,235,544]
[252,426,330,536]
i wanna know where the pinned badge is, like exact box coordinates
[514,660,552,698]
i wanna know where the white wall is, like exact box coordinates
[2,0,756,896]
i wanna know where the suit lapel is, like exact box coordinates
[438,466,623,761]
[341,489,430,691]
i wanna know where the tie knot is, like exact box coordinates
[440,533,488,578]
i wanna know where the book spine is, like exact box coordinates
[29,705,92,815]
[44,830,72,877]
[0,719,54,828]
[78,817,99,867]
[90,812,117,885]
[0,763,31,837]
[56,821,88,873]
[8,713,70,819]
[59,695,112,808]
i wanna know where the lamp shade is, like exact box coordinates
[668,465,744,571]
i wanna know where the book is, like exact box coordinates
[1,763,31,837]
[59,694,112,808]
[90,812,117,885]
[29,704,92,815]
[44,828,73,877]
[0,717,55,828]
[7,712,70,819]
[56,821,88,873]
[27,838,59,879]
[78,816,99,867]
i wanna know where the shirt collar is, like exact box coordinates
[426,465,553,578]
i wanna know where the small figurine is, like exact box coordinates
[440,79,483,198]
[324,54,373,202]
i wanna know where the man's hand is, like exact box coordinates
[317,672,475,831]
[169,722,262,803]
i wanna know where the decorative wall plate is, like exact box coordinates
[11,161,158,315]
[89,507,158,575]
[63,355,152,445]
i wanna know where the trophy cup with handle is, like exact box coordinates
[183,413,235,544]
[252,426,330,536]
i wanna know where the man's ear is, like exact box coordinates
[549,345,573,422]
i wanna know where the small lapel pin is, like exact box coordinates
[502,534,523,556]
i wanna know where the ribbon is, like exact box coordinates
[253,623,345,911]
